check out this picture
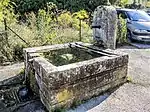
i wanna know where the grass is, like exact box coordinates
[8,23,92,47]
[0,21,93,64]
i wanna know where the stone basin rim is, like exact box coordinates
[33,55,121,73]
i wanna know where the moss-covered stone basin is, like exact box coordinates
[24,42,128,111]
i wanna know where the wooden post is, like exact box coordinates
[4,18,8,40]
[79,19,82,41]
[3,18,10,48]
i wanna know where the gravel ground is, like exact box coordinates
[88,83,150,112]
[88,46,150,112]
[119,47,150,85]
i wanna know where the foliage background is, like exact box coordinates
[10,0,128,14]
[117,16,127,44]
[0,0,129,64]
[0,2,92,63]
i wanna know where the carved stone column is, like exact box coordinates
[92,5,118,49]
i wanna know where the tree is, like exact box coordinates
[0,0,15,24]
[0,0,16,62]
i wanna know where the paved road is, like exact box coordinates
[88,46,150,112]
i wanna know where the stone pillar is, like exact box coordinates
[92,5,118,49]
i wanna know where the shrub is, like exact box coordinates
[57,10,90,29]
[117,16,127,44]
[72,10,89,20]
[72,10,89,30]
[0,31,13,62]
[12,44,25,61]
[36,9,57,45]
[58,12,72,28]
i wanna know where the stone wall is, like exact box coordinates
[24,43,128,111]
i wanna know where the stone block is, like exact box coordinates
[92,5,118,49]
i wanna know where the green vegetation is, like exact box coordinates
[0,0,16,23]
[127,76,133,82]
[12,0,128,14]
[52,107,66,112]
[117,16,127,44]
[19,68,25,75]
[119,0,129,7]
[13,0,107,13]
[0,0,129,64]
[0,0,16,63]
[0,2,92,64]
[70,100,85,109]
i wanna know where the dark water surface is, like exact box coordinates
[43,47,102,66]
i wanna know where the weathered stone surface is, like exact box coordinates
[40,78,127,111]
[0,63,24,82]
[92,5,118,49]
[0,74,24,88]
[39,66,127,105]
[24,43,128,111]
[0,86,25,111]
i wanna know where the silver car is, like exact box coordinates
[117,9,150,42]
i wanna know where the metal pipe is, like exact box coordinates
[79,19,82,41]
[7,26,30,46]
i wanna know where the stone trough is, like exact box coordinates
[24,42,128,111]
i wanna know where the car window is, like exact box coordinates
[127,11,150,22]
